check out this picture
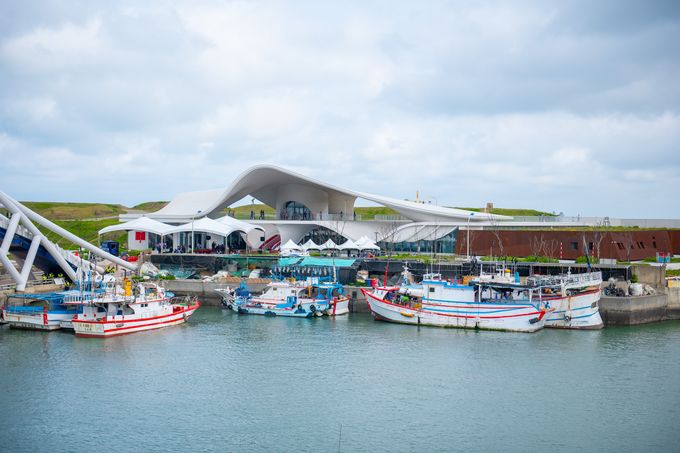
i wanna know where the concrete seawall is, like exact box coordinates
[600,288,680,326]
[600,295,667,326]
[161,279,271,306]
[666,287,680,320]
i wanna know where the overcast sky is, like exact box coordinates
[1,0,678,217]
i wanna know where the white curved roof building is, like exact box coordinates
[114,164,585,252]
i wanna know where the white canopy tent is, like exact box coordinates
[280,239,306,257]
[216,215,265,248]
[320,239,338,250]
[338,239,359,250]
[301,239,320,251]
[167,217,236,238]
[167,217,250,252]
[98,216,175,237]
[355,236,380,251]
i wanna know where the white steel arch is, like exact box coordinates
[0,191,136,291]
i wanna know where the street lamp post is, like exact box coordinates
[467,212,474,258]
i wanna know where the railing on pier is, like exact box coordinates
[229,213,364,222]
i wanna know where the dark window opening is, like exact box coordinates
[570,242,578,250]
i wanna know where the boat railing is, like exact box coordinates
[169,295,198,306]
[527,271,603,288]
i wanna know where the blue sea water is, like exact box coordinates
[1,308,679,452]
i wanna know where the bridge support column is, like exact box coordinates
[0,212,21,255]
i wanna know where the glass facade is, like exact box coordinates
[283,201,312,220]
[299,226,348,245]
[385,228,458,254]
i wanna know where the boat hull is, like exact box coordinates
[326,297,350,316]
[362,289,547,333]
[72,304,199,338]
[233,305,316,317]
[544,289,603,329]
[2,309,76,331]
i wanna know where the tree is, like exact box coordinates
[530,234,547,257]
[620,232,635,262]
[489,217,505,258]
[545,239,559,260]
[591,221,608,260]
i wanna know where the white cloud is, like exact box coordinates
[0,0,678,217]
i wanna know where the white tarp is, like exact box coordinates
[99,216,174,236]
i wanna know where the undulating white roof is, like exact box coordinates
[148,164,510,223]
[151,188,226,220]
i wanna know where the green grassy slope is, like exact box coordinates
[132,201,168,212]
[22,202,126,220]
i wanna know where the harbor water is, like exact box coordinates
[1,308,679,452]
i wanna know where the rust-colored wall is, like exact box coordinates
[456,229,675,260]
[669,230,680,255]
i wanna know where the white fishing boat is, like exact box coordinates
[363,276,552,332]
[2,291,82,331]
[531,271,603,329]
[69,279,199,338]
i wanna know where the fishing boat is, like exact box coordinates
[226,278,348,317]
[532,271,603,329]
[69,279,199,338]
[362,271,553,332]
[2,291,83,331]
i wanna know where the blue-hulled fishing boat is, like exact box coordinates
[225,278,348,317]
[2,290,88,331]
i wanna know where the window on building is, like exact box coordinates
[283,201,312,220]
[653,241,657,248]
[570,242,578,250]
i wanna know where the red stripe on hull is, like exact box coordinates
[73,303,200,324]
[363,290,543,319]
[75,311,196,337]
